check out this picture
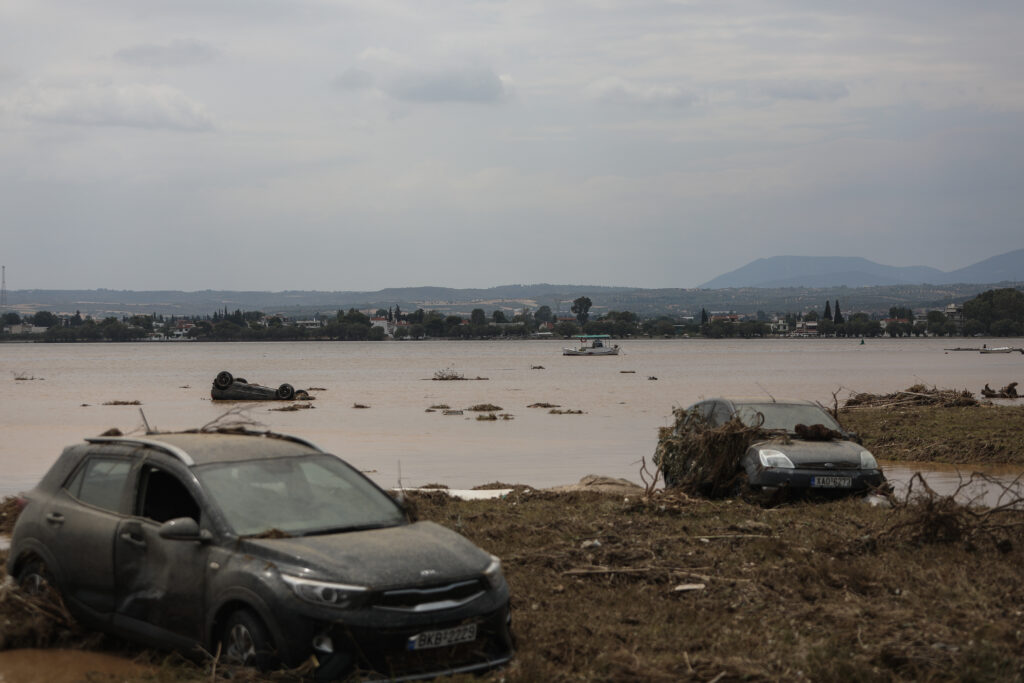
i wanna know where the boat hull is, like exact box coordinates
[562,347,620,356]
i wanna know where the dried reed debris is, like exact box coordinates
[843,384,978,409]
[654,407,767,498]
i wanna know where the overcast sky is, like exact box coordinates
[2,1,1023,291]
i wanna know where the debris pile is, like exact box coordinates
[981,382,1019,399]
[843,384,978,409]
[653,407,766,498]
[871,472,1024,551]
[1,496,21,535]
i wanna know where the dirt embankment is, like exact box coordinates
[840,405,1024,466]
[4,486,1024,682]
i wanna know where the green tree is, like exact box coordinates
[554,321,579,337]
[535,305,553,324]
[888,306,913,321]
[470,308,487,326]
[571,297,592,326]
[1,312,21,326]
[30,311,59,328]
[833,301,844,324]
[963,288,1024,334]
[823,301,832,321]
[492,310,507,324]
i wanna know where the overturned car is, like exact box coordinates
[656,397,886,498]
[210,370,310,401]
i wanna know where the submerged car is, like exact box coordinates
[210,371,309,401]
[6,429,513,680]
[678,398,885,495]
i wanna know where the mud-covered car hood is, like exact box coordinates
[749,438,866,467]
[240,521,491,587]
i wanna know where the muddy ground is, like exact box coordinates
[3,404,1024,681]
[840,404,1024,466]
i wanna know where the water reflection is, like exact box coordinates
[882,461,1024,508]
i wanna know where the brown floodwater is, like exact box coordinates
[1,338,1021,497]
[0,649,154,681]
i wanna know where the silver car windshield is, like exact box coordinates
[733,403,842,433]
[195,454,405,537]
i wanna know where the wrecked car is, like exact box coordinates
[6,429,514,679]
[210,370,309,401]
[660,398,885,496]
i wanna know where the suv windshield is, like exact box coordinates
[195,454,405,537]
[733,402,842,433]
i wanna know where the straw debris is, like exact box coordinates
[653,407,769,498]
[843,384,978,409]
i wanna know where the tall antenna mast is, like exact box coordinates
[1,265,6,308]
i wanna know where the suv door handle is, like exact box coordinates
[45,512,64,525]
[119,532,146,548]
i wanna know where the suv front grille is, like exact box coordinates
[376,579,486,612]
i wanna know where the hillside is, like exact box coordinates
[4,282,1019,319]
[699,249,1024,289]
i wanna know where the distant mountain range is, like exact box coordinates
[699,249,1024,289]
[5,250,1023,319]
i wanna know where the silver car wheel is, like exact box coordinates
[226,623,257,664]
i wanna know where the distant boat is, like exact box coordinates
[979,347,1016,354]
[563,335,620,356]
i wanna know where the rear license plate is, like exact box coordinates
[407,623,477,650]
[811,476,852,488]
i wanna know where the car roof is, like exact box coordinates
[85,429,324,467]
[720,397,819,407]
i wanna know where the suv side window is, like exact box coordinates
[137,465,201,523]
[66,457,131,512]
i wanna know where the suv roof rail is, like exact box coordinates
[85,436,196,466]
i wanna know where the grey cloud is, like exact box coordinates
[587,78,697,107]
[19,83,214,131]
[384,66,506,103]
[334,68,375,91]
[755,80,849,102]
[114,39,220,68]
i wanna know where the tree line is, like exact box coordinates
[3,288,1022,341]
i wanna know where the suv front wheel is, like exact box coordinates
[221,609,278,670]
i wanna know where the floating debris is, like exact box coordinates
[270,403,315,412]
[528,402,560,409]
[352,403,371,409]
[467,403,502,412]
[981,382,1019,399]
[103,400,141,406]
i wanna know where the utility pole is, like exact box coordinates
[1,265,6,308]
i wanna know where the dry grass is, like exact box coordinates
[4,486,1024,681]
[840,405,1024,465]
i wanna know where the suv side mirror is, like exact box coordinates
[159,517,212,543]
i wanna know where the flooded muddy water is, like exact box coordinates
[0,649,154,682]
[1,338,1021,498]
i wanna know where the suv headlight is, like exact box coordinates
[859,450,878,469]
[281,574,368,608]
[758,449,794,469]
[483,555,506,590]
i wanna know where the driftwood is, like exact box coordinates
[843,384,978,409]
[981,382,1019,399]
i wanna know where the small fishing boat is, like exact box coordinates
[979,347,1013,354]
[563,335,620,356]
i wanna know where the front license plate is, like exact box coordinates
[811,476,853,488]
[407,623,477,650]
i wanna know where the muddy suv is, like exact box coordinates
[6,429,513,679]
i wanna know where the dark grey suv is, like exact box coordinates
[6,429,514,680]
